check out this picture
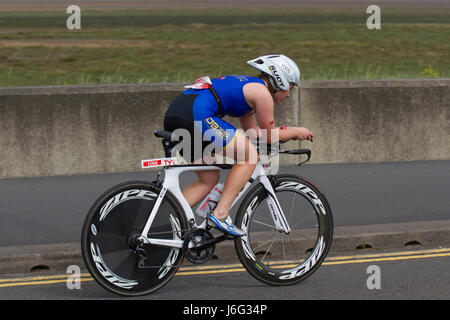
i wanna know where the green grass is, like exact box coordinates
[0,8,448,86]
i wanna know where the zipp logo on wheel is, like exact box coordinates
[278,236,326,280]
[99,189,157,221]
[90,243,138,289]
[276,181,327,215]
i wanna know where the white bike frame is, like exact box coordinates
[138,160,291,248]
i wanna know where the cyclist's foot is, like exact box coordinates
[207,214,245,237]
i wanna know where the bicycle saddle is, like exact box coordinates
[154,130,173,139]
[154,130,178,157]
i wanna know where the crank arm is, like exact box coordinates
[189,234,234,251]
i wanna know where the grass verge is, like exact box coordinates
[0,8,448,86]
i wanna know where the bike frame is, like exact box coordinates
[138,160,291,248]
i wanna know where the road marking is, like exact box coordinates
[0,248,449,288]
[0,277,92,288]
[0,273,81,283]
[325,247,450,261]
[177,252,450,275]
[323,252,450,266]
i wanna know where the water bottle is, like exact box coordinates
[195,183,224,218]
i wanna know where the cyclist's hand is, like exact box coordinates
[295,127,313,141]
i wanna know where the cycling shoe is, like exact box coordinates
[207,214,245,237]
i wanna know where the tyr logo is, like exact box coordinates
[164,159,176,166]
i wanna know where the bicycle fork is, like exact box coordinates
[259,175,291,234]
[231,163,291,235]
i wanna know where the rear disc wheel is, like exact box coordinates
[81,181,187,296]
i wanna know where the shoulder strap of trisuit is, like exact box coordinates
[184,76,225,118]
[208,87,224,118]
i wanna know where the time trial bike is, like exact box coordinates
[81,130,333,296]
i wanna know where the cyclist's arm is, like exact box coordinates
[239,111,259,140]
[243,83,309,144]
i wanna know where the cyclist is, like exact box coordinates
[164,54,313,236]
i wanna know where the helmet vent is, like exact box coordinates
[268,55,280,58]
[254,59,264,64]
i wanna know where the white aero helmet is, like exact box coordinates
[247,54,300,91]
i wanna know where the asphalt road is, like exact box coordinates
[0,160,449,247]
[1,161,449,301]
[0,247,449,300]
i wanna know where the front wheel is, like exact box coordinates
[234,175,333,286]
[81,181,187,296]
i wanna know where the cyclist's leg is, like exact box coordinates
[212,130,257,220]
[192,116,257,228]
[164,92,221,208]
[183,170,220,207]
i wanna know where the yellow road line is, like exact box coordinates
[325,247,450,261]
[0,248,448,288]
[0,277,93,288]
[177,267,245,276]
[177,251,450,275]
[323,252,450,266]
[0,273,92,284]
[177,247,450,274]
[179,263,243,272]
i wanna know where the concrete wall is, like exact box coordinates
[0,83,181,178]
[0,79,449,178]
[299,79,450,163]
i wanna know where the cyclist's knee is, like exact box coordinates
[237,134,258,166]
[196,170,220,187]
[226,132,258,165]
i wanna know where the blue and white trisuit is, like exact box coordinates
[164,75,265,162]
